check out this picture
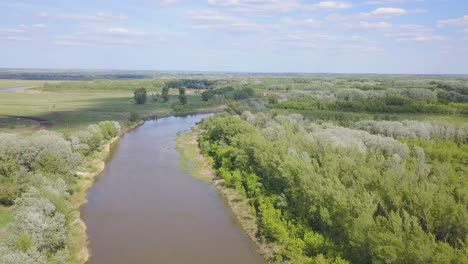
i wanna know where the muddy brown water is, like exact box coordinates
[82,114,263,264]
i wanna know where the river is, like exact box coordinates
[81,114,263,264]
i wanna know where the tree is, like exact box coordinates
[161,87,169,102]
[234,87,255,100]
[179,87,187,105]
[201,90,214,101]
[133,88,147,104]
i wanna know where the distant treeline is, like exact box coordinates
[164,79,216,89]
[277,88,468,115]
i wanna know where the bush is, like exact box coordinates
[129,112,139,123]
[19,131,82,175]
[133,88,147,104]
[97,121,121,140]
[234,87,255,100]
[87,125,104,152]
[2,175,69,262]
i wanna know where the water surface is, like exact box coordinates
[82,114,262,264]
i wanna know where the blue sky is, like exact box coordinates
[1,0,467,73]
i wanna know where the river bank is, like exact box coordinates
[70,129,127,263]
[176,128,277,263]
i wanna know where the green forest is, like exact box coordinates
[198,111,467,263]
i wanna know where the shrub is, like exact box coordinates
[84,125,102,152]
[234,87,255,100]
[19,131,81,175]
[97,121,121,140]
[129,112,139,123]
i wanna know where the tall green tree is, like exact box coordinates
[133,88,147,104]
[161,86,169,102]
[179,87,187,105]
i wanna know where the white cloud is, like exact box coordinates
[281,17,322,28]
[438,15,468,27]
[0,24,47,38]
[104,27,146,36]
[157,0,182,6]
[187,9,277,33]
[207,0,300,13]
[402,35,447,42]
[54,40,93,47]
[371,7,407,17]
[53,34,142,47]
[385,25,448,42]
[206,0,351,13]
[40,12,128,22]
[3,36,31,41]
[313,1,352,10]
[349,21,392,30]
[32,24,47,28]
[0,27,26,34]
[187,9,240,23]
[366,0,422,5]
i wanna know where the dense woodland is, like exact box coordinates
[0,122,120,263]
[199,112,467,263]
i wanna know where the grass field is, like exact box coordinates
[0,79,220,133]
[0,80,49,89]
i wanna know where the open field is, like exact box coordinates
[0,80,48,89]
[0,79,223,132]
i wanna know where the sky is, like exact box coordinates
[0,0,467,74]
